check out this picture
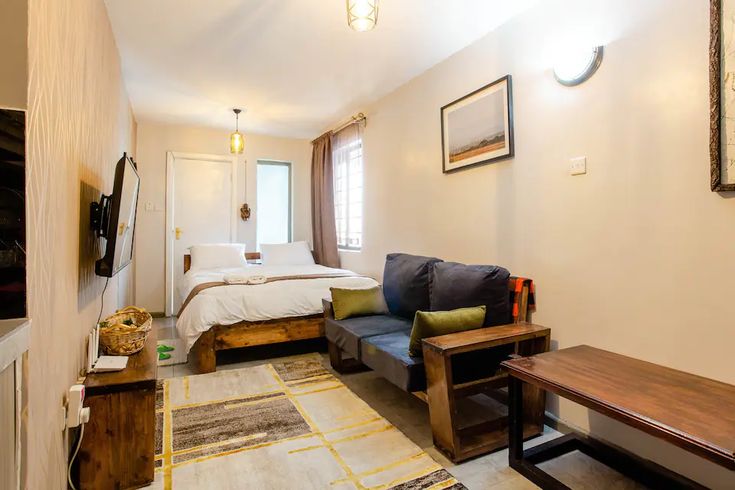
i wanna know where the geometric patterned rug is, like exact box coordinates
[150,354,466,489]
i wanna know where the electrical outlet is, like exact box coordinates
[145,201,153,211]
[66,385,88,428]
[570,157,587,176]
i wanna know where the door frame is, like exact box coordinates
[165,151,238,316]
[256,159,293,248]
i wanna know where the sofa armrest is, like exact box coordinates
[322,299,335,320]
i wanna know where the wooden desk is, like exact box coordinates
[78,330,157,489]
[503,345,735,489]
[422,323,550,462]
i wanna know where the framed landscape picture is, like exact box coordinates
[441,75,514,173]
[711,0,735,191]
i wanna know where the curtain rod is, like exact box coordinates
[311,112,367,144]
[332,112,366,133]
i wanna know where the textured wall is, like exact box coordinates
[134,122,311,312]
[337,0,734,487]
[26,0,135,487]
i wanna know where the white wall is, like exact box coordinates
[26,0,136,487]
[134,122,312,312]
[337,1,734,487]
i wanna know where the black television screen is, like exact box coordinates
[91,153,140,277]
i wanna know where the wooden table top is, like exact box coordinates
[84,329,158,395]
[502,345,735,469]
[422,323,550,355]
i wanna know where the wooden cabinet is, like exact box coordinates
[78,330,157,489]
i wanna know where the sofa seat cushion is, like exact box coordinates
[325,314,412,360]
[430,262,511,326]
[383,253,443,320]
[360,330,426,392]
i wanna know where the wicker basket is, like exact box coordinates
[99,306,153,355]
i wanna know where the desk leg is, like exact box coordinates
[508,375,524,463]
[508,375,571,490]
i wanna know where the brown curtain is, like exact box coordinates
[310,131,341,268]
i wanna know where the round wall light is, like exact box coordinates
[553,46,604,87]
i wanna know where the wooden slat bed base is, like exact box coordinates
[188,315,324,374]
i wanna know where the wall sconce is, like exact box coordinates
[554,46,604,86]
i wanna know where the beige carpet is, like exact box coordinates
[150,354,466,489]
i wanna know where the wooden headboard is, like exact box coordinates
[184,252,261,273]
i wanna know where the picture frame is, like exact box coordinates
[441,75,514,173]
[710,0,735,191]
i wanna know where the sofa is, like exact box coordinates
[324,253,533,393]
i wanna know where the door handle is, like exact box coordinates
[175,227,182,240]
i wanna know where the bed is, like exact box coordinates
[177,242,378,374]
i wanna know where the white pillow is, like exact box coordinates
[260,241,315,266]
[189,243,248,270]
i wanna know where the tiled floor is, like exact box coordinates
[153,317,642,489]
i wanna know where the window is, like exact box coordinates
[333,128,363,250]
[256,160,292,249]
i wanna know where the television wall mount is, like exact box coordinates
[90,194,111,238]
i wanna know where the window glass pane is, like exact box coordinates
[256,162,291,249]
[333,128,363,250]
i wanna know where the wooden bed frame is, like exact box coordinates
[184,252,325,374]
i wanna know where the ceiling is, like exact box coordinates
[104,0,533,139]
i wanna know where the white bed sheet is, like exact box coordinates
[176,264,378,352]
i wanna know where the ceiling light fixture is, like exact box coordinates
[347,0,379,32]
[553,46,604,86]
[230,108,244,154]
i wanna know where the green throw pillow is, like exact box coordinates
[330,286,389,320]
[408,306,486,357]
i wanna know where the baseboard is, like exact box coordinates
[150,311,166,318]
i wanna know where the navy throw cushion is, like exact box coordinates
[382,253,443,320]
[429,261,511,326]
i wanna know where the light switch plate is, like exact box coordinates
[570,156,587,176]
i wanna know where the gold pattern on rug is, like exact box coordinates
[153,354,466,489]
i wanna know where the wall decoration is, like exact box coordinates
[711,0,735,191]
[240,203,251,221]
[441,75,513,173]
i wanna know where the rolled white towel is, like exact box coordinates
[224,274,267,285]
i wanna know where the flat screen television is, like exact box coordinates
[90,153,140,277]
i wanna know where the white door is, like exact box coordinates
[166,152,237,315]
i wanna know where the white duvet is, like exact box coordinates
[176,264,378,352]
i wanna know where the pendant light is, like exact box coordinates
[347,0,378,32]
[230,108,244,154]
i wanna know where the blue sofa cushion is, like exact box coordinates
[383,253,443,320]
[360,329,426,392]
[325,314,412,361]
[430,262,511,326]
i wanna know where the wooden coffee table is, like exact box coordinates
[422,323,550,462]
[502,345,735,489]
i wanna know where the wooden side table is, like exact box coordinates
[422,323,550,462]
[78,329,158,489]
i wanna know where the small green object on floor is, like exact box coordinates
[158,352,171,361]
[157,344,175,353]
